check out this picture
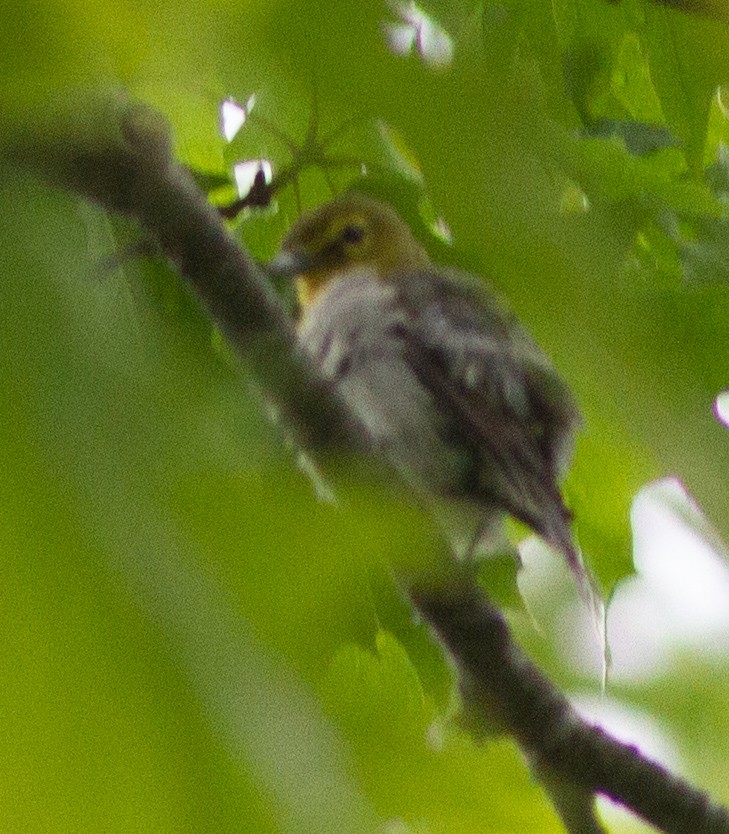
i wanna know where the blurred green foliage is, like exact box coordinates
[1,0,729,831]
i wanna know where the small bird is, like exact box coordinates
[269,193,592,601]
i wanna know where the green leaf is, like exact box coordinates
[638,4,729,174]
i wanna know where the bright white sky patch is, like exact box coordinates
[221,94,256,142]
[571,694,680,770]
[385,23,417,57]
[566,571,680,684]
[560,477,729,685]
[383,2,453,68]
[632,478,729,646]
[570,694,682,830]
[233,159,272,199]
[716,390,729,429]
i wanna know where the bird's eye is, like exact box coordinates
[341,224,365,244]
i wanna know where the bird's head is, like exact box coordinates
[269,194,430,308]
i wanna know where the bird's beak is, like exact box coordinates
[267,248,315,278]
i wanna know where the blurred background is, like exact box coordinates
[1,0,729,831]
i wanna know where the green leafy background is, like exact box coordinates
[1,0,728,831]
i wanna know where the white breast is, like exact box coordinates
[297,268,460,492]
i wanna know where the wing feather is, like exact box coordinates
[298,265,594,604]
[393,268,583,571]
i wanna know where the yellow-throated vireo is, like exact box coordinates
[269,193,594,604]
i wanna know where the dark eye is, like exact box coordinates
[341,224,365,244]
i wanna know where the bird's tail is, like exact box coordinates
[543,512,609,687]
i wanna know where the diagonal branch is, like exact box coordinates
[411,577,729,834]
[5,92,729,834]
[1,92,358,454]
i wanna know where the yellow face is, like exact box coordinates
[272,194,430,308]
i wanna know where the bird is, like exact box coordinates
[268,192,595,605]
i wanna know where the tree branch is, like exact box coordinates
[6,92,729,834]
[411,577,729,834]
[2,91,359,454]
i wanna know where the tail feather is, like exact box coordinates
[542,516,608,688]
[538,501,601,615]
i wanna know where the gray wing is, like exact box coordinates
[393,268,581,564]
[299,265,594,606]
